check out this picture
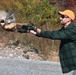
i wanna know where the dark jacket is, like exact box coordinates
[36,23,76,73]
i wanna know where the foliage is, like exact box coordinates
[62,0,76,8]
[0,0,61,60]
[20,0,60,26]
[0,0,60,27]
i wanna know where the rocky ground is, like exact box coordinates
[0,41,59,62]
[0,42,44,60]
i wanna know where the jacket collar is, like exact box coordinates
[62,22,75,30]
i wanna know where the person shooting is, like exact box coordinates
[0,9,76,75]
[17,9,76,75]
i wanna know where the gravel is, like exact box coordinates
[0,43,43,60]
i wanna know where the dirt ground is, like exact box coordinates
[0,42,59,62]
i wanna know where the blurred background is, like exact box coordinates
[0,0,76,61]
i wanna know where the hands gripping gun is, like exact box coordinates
[17,22,37,33]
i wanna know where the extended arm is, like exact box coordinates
[30,27,76,40]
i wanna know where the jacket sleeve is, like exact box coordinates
[36,28,76,40]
